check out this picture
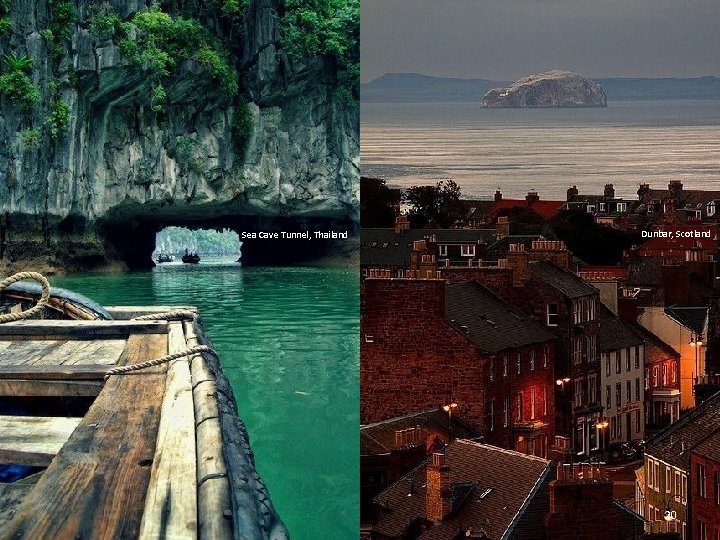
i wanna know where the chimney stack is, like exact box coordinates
[426,452,452,523]
[566,185,579,201]
[506,243,530,286]
[526,190,540,204]
[394,214,410,234]
[637,183,650,198]
[494,189,502,202]
[669,180,683,196]
[496,216,510,240]
[603,184,615,199]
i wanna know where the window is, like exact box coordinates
[438,244,448,256]
[364,334,374,343]
[654,460,660,492]
[699,520,708,540]
[635,346,640,369]
[503,356,508,377]
[573,338,583,364]
[675,471,682,497]
[645,368,649,390]
[516,393,523,421]
[699,464,707,498]
[663,364,668,386]
[666,468,672,494]
[530,350,535,371]
[626,350,631,372]
[616,382,621,406]
[543,345,549,368]
[489,360,494,381]
[606,385,611,408]
[708,202,716,217]
[615,351,621,374]
[635,378,640,401]
[682,474,687,502]
[489,400,495,431]
[635,410,641,434]
[617,202,627,212]
[606,356,611,376]
[714,471,720,505]
[653,366,658,387]
[610,416,616,439]
[461,244,475,257]
[588,375,597,404]
[575,380,583,408]
[671,362,677,383]
[648,460,655,489]
[547,304,559,326]
[626,380,631,404]
[531,388,536,419]
[599,202,606,212]
[572,301,579,324]
[517,353,522,375]
[503,397,509,427]
[543,386,548,416]
[587,204,596,213]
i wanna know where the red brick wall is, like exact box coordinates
[691,453,720,537]
[545,480,620,539]
[361,279,488,430]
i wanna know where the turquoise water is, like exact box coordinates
[52,259,359,539]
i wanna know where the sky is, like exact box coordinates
[361,0,720,83]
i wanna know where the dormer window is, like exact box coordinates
[599,203,606,212]
[461,244,475,257]
[587,205,596,213]
[709,202,716,217]
[438,245,448,256]
[617,202,627,212]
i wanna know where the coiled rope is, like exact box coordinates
[0,272,219,380]
[0,272,51,323]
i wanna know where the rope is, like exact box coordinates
[104,344,218,380]
[0,272,51,323]
[132,309,199,321]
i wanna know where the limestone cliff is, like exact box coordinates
[0,0,358,270]
[481,70,607,108]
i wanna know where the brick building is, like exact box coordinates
[360,278,557,457]
[360,408,479,527]
[639,391,720,536]
[691,430,720,540]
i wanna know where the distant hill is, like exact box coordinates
[362,73,720,103]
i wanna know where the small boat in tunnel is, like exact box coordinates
[156,253,174,264]
[182,252,201,264]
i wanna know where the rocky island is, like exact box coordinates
[481,70,607,108]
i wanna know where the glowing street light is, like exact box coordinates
[443,402,458,441]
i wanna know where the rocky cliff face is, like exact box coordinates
[0,0,358,271]
[481,70,607,108]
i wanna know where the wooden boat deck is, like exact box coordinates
[0,306,235,539]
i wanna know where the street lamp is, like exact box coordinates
[595,419,609,461]
[443,402,458,442]
[556,377,571,387]
[690,333,704,383]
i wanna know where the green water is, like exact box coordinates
[52,259,359,539]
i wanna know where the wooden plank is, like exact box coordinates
[0,472,42,531]
[139,322,198,538]
[105,306,198,320]
[3,333,169,538]
[57,339,127,366]
[0,364,112,380]
[185,321,233,540]
[0,379,103,397]
[0,340,68,366]
[0,320,168,338]
[0,416,82,467]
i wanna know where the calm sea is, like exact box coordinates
[361,100,720,200]
[52,259,359,540]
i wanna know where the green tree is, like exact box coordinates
[360,177,399,228]
[404,180,463,228]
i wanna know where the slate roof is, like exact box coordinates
[693,428,720,462]
[645,391,720,470]
[597,306,644,352]
[529,260,598,299]
[361,408,480,457]
[445,282,556,354]
[664,306,707,335]
[372,440,553,540]
[361,228,496,267]
[627,257,663,286]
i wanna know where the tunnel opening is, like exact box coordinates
[98,210,358,270]
[152,226,241,265]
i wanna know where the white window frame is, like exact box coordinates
[617,202,627,212]
[503,397,509,427]
[438,244,448,257]
[547,304,559,326]
[461,244,475,257]
[708,202,716,217]
[530,350,535,371]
